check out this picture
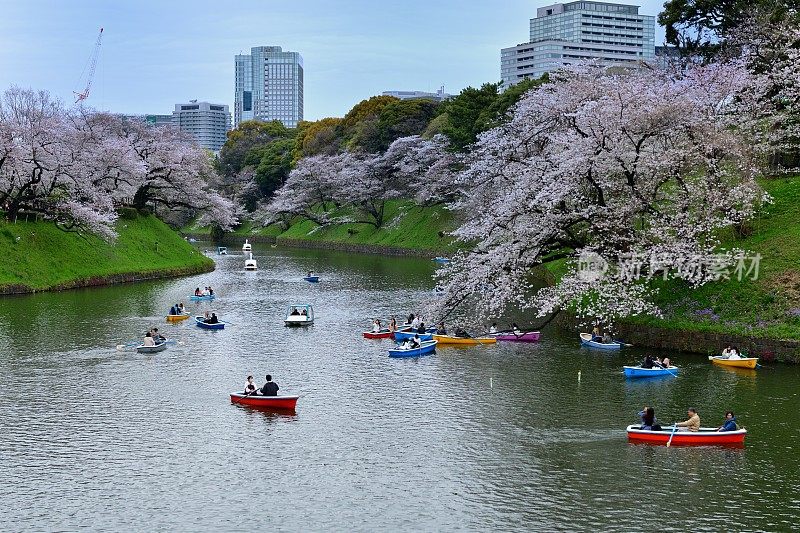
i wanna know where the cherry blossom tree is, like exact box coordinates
[431,63,769,324]
[0,87,119,239]
[106,116,237,230]
[257,153,347,227]
[393,134,460,206]
[728,13,800,168]
[260,135,459,229]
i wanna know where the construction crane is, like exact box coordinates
[74,27,104,104]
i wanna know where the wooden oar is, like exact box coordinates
[666,425,679,447]
[233,389,258,404]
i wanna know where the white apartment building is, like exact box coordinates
[382,87,452,101]
[234,46,304,128]
[171,101,231,153]
[501,1,655,87]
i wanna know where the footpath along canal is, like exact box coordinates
[1,244,799,531]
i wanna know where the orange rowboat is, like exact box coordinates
[432,334,497,345]
[709,356,758,369]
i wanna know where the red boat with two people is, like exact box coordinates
[230,393,299,411]
[626,425,747,446]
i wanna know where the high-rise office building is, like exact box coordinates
[501,1,655,87]
[171,100,231,152]
[234,46,304,128]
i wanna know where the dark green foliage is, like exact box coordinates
[375,99,439,150]
[440,77,546,151]
[659,0,795,58]
[255,138,295,196]
[217,120,294,177]
[117,207,139,220]
[440,83,500,151]
[210,224,227,244]
[338,95,441,152]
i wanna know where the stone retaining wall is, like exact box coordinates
[557,314,800,364]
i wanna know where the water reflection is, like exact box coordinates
[1,244,799,531]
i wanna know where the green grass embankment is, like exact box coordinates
[184,200,459,253]
[0,214,213,293]
[628,175,800,340]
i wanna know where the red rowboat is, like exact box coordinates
[363,328,394,339]
[626,425,746,446]
[230,393,299,410]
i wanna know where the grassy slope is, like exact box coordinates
[0,214,212,291]
[626,175,800,340]
[185,200,459,251]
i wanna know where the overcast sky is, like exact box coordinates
[0,0,668,120]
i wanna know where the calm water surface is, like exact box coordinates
[1,245,799,532]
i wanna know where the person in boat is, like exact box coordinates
[717,411,739,432]
[169,305,177,316]
[410,334,421,349]
[454,327,470,338]
[411,315,421,329]
[244,375,257,395]
[372,319,382,333]
[642,355,655,369]
[639,407,658,430]
[417,321,426,334]
[728,346,742,360]
[208,287,214,296]
[178,302,186,314]
[438,322,447,335]
[389,317,397,332]
[660,356,671,368]
[407,313,415,325]
[143,332,155,347]
[260,375,279,396]
[721,345,733,358]
[512,323,521,335]
[489,323,498,334]
[676,408,700,432]
[300,308,307,316]
[194,287,202,296]
[601,332,613,344]
[206,313,219,324]
[290,307,300,316]
[592,324,601,341]
[638,406,649,425]
[151,328,166,343]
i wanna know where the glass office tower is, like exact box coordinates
[234,46,303,128]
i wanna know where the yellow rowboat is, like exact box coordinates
[166,314,190,323]
[432,334,497,345]
[708,356,758,369]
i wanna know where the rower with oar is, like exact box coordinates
[238,374,279,400]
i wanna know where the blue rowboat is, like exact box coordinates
[195,316,225,330]
[304,276,320,283]
[579,333,622,350]
[623,365,679,378]
[432,257,450,264]
[389,340,437,358]
[393,330,433,342]
[190,294,215,302]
